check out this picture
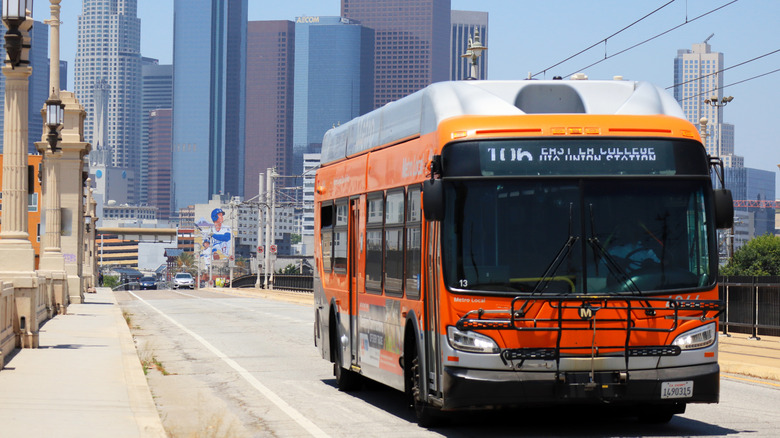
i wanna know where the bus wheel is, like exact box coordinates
[408,352,439,427]
[332,325,361,391]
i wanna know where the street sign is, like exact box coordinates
[258,246,264,253]
[270,244,277,254]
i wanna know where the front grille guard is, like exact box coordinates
[454,295,724,369]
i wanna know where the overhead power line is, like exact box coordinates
[532,0,739,79]
[679,67,780,102]
[531,0,677,78]
[562,0,739,79]
[667,48,780,90]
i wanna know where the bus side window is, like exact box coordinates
[366,193,384,293]
[385,190,405,297]
[406,186,422,299]
[321,202,334,273]
[333,200,349,273]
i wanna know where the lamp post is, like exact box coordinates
[703,95,733,157]
[1,0,39,348]
[460,27,487,80]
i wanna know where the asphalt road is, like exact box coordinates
[117,288,780,437]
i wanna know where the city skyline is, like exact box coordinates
[32,0,780,193]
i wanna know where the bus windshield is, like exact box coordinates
[441,178,715,295]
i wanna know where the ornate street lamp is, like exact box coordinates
[45,92,64,152]
[460,27,487,80]
[2,0,33,67]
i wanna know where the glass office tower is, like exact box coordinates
[172,0,247,211]
[293,16,374,176]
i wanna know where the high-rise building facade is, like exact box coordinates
[140,61,173,205]
[147,109,173,221]
[172,0,247,210]
[673,41,741,167]
[342,0,451,108]
[0,20,50,154]
[450,10,488,81]
[292,16,374,176]
[724,167,776,238]
[75,0,142,202]
[245,20,294,198]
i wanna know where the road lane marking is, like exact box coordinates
[129,291,331,438]
[723,373,780,388]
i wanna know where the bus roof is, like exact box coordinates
[320,79,686,165]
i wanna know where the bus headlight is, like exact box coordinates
[672,323,716,350]
[447,326,500,353]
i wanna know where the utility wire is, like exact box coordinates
[666,48,780,90]
[531,0,676,78]
[679,67,780,101]
[562,0,739,78]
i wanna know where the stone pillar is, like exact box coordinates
[36,0,69,313]
[82,183,98,293]
[58,91,90,304]
[0,19,42,348]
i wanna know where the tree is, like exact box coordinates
[720,234,780,276]
[176,251,196,275]
[277,263,300,275]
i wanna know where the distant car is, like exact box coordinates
[173,272,195,290]
[139,276,157,290]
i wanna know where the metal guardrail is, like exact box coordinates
[719,276,780,339]
[229,274,314,292]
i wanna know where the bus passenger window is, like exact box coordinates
[320,203,333,272]
[334,201,348,273]
[366,194,384,293]
[385,191,405,296]
[406,187,422,299]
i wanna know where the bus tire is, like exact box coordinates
[405,339,440,427]
[331,314,361,392]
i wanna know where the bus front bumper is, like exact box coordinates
[441,362,719,410]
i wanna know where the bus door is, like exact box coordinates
[349,196,361,364]
[424,220,442,396]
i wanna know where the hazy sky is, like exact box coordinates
[35,0,780,192]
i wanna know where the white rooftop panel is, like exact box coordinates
[321,79,686,165]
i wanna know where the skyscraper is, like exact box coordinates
[293,16,374,176]
[140,61,173,205]
[245,20,294,198]
[673,40,741,168]
[147,109,173,220]
[172,0,247,211]
[450,10,488,81]
[75,0,142,202]
[342,0,451,108]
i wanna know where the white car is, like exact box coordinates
[172,272,195,289]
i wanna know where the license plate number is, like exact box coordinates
[661,381,693,399]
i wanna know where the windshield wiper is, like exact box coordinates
[516,203,578,316]
[587,204,641,295]
[587,206,656,315]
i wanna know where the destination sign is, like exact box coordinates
[442,139,708,177]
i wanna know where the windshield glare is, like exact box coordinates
[442,179,714,295]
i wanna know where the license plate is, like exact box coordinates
[661,381,693,399]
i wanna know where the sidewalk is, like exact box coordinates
[718,331,780,381]
[0,287,165,438]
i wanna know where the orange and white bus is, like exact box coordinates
[313,78,733,425]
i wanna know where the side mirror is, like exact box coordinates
[423,179,444,221]
[713,189,734,229]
